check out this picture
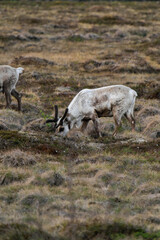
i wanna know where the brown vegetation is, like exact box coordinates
[0,1,160,239]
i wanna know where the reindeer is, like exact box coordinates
[0,65,24,111]
[46,85,137,137]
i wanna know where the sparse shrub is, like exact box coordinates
[1,149,37,167]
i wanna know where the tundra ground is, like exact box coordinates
[0,1,160,239]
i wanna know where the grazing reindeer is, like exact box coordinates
[0,65,24,111]
[46,85,137,137]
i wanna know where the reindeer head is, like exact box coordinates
[46,106,70,136]
[16,67,24,74]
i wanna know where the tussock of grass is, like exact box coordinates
[0,170,28,186]
[1,149,37,167]
[0,1,160,238]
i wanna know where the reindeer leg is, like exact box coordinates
[81,120,89,133]
[112,117,120,137]
[11,89,22,111]
[125,112,135,132]
[112,108,122,137]
[92,116,102,138]
[3,84,11,109]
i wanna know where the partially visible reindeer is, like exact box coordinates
[46,85,137,137]
[0,65,24,111]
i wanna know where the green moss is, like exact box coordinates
[134,231,160,240]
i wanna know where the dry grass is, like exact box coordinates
[1,149,37,167]
[0,1,160,239]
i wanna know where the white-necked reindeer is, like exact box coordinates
[0,65,24,111]
[46,85,137,137]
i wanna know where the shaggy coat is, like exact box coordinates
[0,65,24,111]
[47,85,137,137]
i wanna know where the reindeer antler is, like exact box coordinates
[56,108,68,127]
[46,105,59,123]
